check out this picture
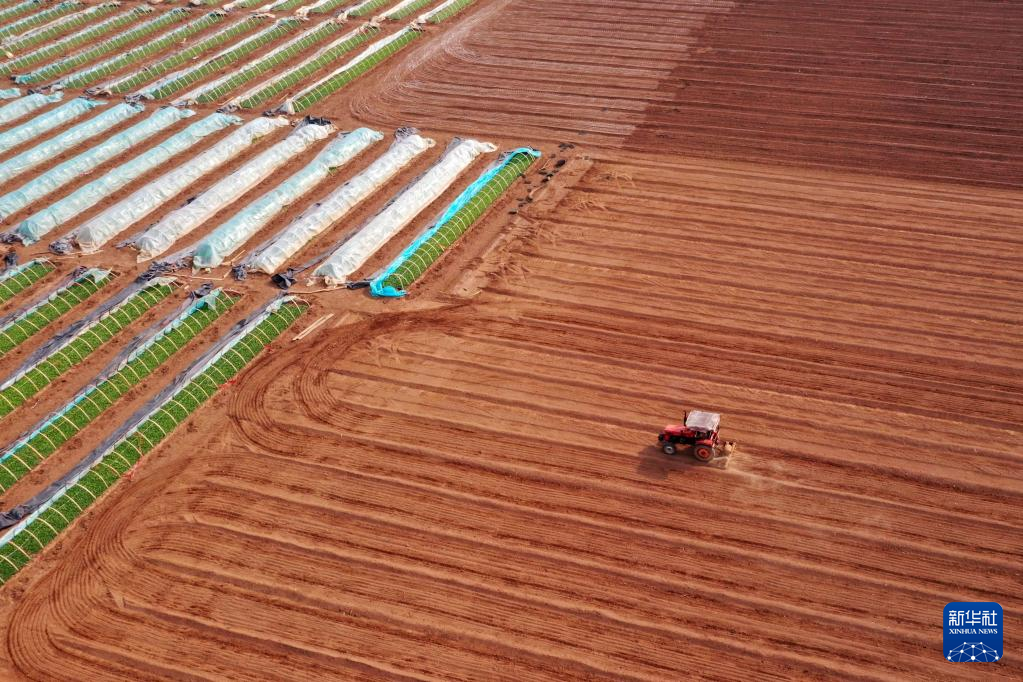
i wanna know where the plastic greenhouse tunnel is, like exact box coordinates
[371,147,540,296]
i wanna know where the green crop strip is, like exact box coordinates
[14,7,187,85]
[92,13,254,93]
[194,20,339,104]
[0,270,113,359]
[0,6,144,77]
[270,0,312,11]
[376,150,537,295]
[286,28,419,113]
[65,11,234,91]
[0,0,41,26]
[0,282,174,421]
[385,0,435,20]
[145,19,299,100]
[0,292,237,495]
[0,260,53,304]
[346,0,392,17]
[237,25,376,109]
[0,300,306,584]
[0,1,82,42]
[428,0,475,23]
[0,3,117,55]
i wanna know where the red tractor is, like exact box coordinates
[657,410,735,464]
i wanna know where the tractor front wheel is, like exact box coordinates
[692,444,715,462]
[661,442,677,456]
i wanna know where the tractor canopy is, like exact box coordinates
[685,411,720,432]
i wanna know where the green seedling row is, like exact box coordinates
[270,0,312,12]
[0,300,306,584]
[287,28,419,113]
[15,7,186,85]
[428,0,475,23]
[237,25,376,109]
[0,260,53,304]
[0,282,174,421]
[195,20,340,104]
[378,150,536,293]
[0,1,82,42]
[0,271,113,359]
[0,0,40,26]
[346,0,391,17]
[66,11,232,90]
[0,2,117,55]
[0,292,237,494]
[145,18,299,100]
[0,5,144,77]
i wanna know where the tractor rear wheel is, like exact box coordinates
[692,444,715,462]
[661,442,677,456]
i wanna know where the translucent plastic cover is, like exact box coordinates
[18,112,235,244]
[246,130,435,274]
[313,138,495,285]
[133,120,334,260]
[71,116,284,254]
[192,127,382,269]
[0,105,189,223]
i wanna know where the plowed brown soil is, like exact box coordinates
[0,0,1020,679]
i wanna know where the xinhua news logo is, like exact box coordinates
[944,602,1002,663]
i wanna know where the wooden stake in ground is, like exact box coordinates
[293,313,334,341]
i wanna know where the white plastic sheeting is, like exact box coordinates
[0,88,20,99]
[314,138,495,285]
[222,0,274,10]
[0,105,189,222]
[247,131,435,274]
[17,112,236,244]
[133,120,334,261]
[71,116,285,254]
[0,91,61,125]
[0,102,141,184]
[192,127,381,270]
[0,97,103,155]
[380,0,425,19]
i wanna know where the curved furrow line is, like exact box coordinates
[254,385,1023,602]
[183,459,1017,631]
[146,515,932,679]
